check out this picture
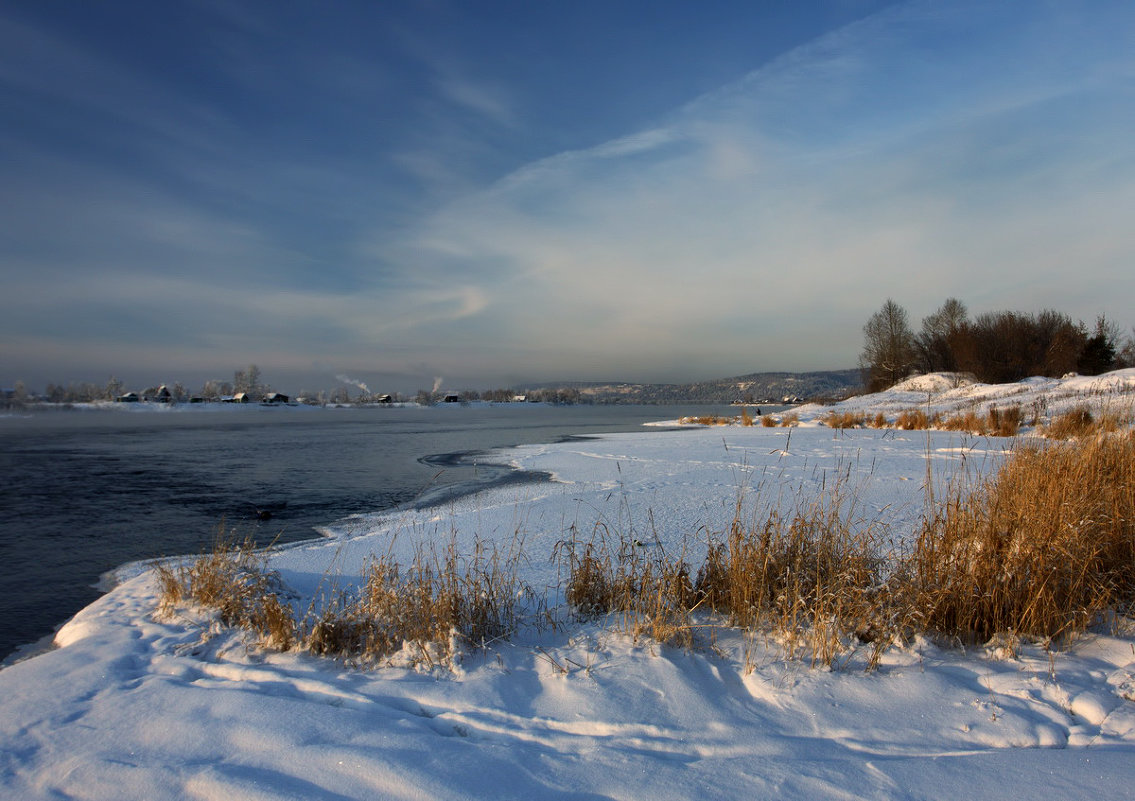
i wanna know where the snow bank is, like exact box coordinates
[793,368,1135,425]
[3,372,1135,800]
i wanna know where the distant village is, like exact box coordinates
[1,364,864,410]
[0,364,575,410]
[112,385,303,406]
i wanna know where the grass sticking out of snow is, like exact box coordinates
[307,534,530,666]
[156,535,296,650]
[912,430,1135,644]
[159,533,531,667]
[154,427,1135,672]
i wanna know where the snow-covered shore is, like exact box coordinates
[3,371,1135,800]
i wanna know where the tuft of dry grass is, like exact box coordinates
[895,409,930,430]
[941,405,1022,436]
[158,531,529,667]
[693,494,892,668]
[1042,405,1126,439]
[940,409,984,433]
[679,415,736,426]
[987,405,1023,437]
[557,476,893,667]
[156,534,296,650]
[305,534,529,665]
[823,411,866,430]
[910,431,1135,643]
[555,523,699,649]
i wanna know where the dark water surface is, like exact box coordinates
[0,403,743,662]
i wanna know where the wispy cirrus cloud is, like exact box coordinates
[357,0,1135,381]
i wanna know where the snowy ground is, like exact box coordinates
[3,371,1135,800]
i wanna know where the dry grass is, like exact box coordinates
[557,431,1135,664]
[823,411,866,430]
[940,405,1022,436]
[677,409,759,427]
[156,534,296,650]
[987,405,1023,437]
[679,415,736,426]
[910,432,1135,643]
[895,409,931,430]
[940,409,984,433]
[694,503,891,668]
[555,524,699,649]
[756,412,798,427]
[157,428,1135,671]
[306,534,530,666]
[158,532,529,666]
[556,474,894,667]
[1043,405,1126,439]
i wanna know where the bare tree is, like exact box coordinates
[1117,327,1135,369]
[914,298,968,373]
[860,299,916,392]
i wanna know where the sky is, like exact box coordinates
[2,0,1134,396]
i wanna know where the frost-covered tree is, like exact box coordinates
[104,376,124,401]
[233,364,263,400]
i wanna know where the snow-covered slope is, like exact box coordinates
[793,368,1135,426]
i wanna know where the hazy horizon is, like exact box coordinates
[4,1,1134,395]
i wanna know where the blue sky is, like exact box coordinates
[3,1,1134,395]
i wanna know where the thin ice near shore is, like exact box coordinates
[2,370,1135,801]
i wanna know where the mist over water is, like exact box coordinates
[0,403,747,663]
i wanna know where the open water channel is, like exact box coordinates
[0,402,757,663]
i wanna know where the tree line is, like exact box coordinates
[860,298,1135,392]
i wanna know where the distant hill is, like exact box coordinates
[522,369,862,405]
